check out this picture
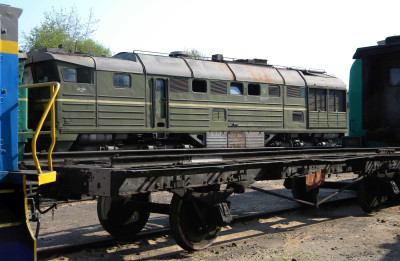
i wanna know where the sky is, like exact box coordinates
[4,0,400,87]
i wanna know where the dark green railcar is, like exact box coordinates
[348,36,400,147]
[24,49,347,151]
[18,53,33,158]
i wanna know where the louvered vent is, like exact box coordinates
[335,90,346,112]
[316,89,327,111]
[287,86,301,98]
[211,81,227,94]
[269,85,280,97]
[170,78,188,93]
[329,92,335,111]
[309,89,316,111]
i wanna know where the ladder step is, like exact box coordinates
[0,222,23,229]
[0,189,16,194]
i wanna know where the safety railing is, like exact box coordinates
[18,82,60,174]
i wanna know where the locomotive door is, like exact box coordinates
[151,78,168,128]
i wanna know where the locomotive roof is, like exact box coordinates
[26,50,346,88]
[26,51,144,74]
[301,71,346,89]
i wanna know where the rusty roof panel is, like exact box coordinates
[228,63,284,84]
[301,72,346,89]
[137,54,191,77]
[94,56,144,74]
[185,59,234,80]
[276,69,306,86]
[26,52,95,68]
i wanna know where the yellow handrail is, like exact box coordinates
[19,82,60,174]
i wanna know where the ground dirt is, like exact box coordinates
[37,177,400,261]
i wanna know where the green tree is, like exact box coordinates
[185,48,204,59]
[22,6,111,56]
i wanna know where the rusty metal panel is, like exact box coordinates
[94,56,144,74]
[301,72,346,89]
[245,132,264,148]
[185,59,234,80]
[206,132,227,148]
[228,63,284,84]
[88,169,111,196]
[228,132,245,148]
[276,69,305,86]
[27,52,95,67]
[137,54,191,77]
[305,169,326,191]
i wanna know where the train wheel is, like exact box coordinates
[291,177,319,205]
[169,193,220,250]
[97,193,150,240]
[357,175,382,213]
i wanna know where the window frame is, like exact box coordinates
[389,68,400,87]
[61,67,93,84]
[113,73,131,88]
[61,68,77,82]
[268,85,281,97]
[192,79,208,93]
[230,82,244,95]
[248,83,261,96]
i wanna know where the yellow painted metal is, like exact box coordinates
[0,222,22,229]
[48,84,56,171]
[0,39,18,54]
[38,171,57,186]
[0,189,16,194]
[23,175,37,261]
[19,82,60,174]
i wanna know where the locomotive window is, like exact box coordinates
[192,79,207,93]
[62,67,93,84]
[230,82,243,95]
[248,83,260,96]
[300,87,307,98]
[77,68,93,83]
[389,68,400,87]
[268,85,280,97]
[62,68,77,82]
[34,62,58,83]
[113,73,131,88]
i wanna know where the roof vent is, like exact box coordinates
[169,51,189,58]
[212,54,224,62]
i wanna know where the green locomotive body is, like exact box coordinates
[24,49,347,151]
[349,36,400,147]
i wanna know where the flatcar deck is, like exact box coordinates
[20,146,400,196]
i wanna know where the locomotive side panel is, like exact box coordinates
[96,71,146,131]
[24,50,348,150]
